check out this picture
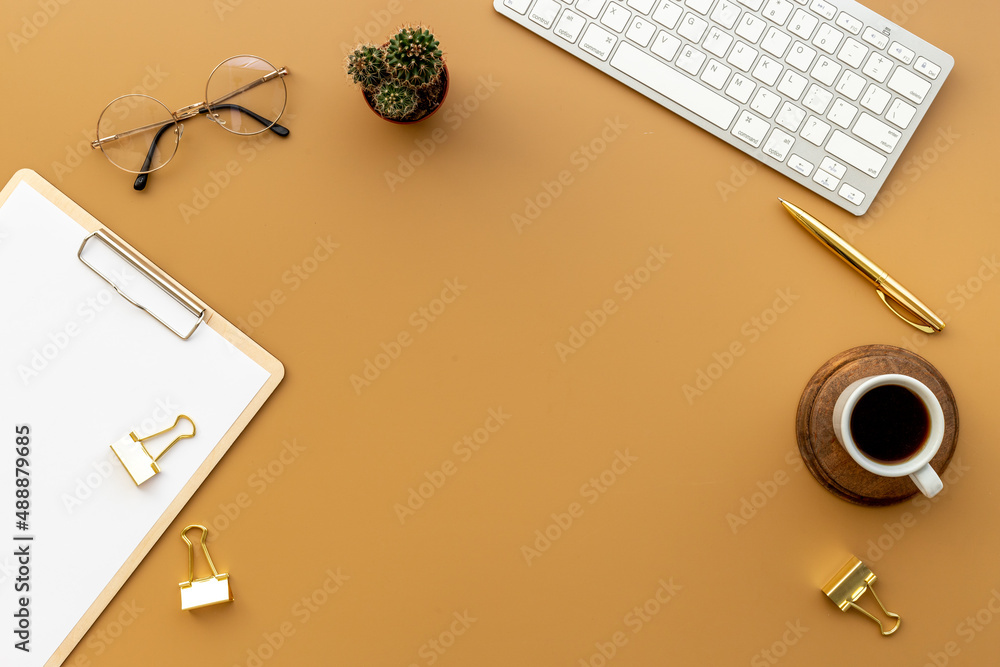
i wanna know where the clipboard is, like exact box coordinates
[0,169,283,666]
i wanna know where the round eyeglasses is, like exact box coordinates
[91,54,290,191]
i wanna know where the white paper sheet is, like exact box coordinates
[0,181,271,665]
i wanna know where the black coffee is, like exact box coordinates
[850,384,929,463]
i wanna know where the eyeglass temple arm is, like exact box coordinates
[133,103,290,191]
[207,67,287,107]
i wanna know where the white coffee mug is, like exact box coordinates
[832,374,945,498]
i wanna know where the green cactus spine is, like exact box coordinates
[374,83,418,120]
[346,44,387,92]
[385,26,444,88]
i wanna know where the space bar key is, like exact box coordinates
[610,43,739,130]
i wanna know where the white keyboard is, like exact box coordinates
[494,0,953,215]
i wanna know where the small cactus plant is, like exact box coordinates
[385,26,443,88]
[374,82,418,120]
[346,45,387,92]
[345,24,448,123]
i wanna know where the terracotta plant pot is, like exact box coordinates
[363,64,450,125]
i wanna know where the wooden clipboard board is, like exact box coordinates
[0,169,284,667]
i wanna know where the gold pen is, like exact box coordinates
[778,199,945,334]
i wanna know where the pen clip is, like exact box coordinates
[875,289,935,334]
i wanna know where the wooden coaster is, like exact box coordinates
[795,345,959,506]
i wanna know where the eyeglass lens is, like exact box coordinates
[205,55,286,135]
[96,95,179,174]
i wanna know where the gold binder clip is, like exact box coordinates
[179,525,233,611]
[110,415,196,486]
[822,556,901,636]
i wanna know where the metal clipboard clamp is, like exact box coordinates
[78,229,207,339]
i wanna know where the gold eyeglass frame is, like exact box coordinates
[91,54,289,176]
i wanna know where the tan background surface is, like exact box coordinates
[3,0,998,664]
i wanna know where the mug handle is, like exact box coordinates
[909,464,943,498]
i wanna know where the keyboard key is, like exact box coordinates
[813,24,844,54]
[610,42,740,128]
[914,56,941,80]
[763,127,796,161]
[678,12,709,42]
[860,84,891,114]
[853,112,902,152]
[529,0,561,27]
[577,0,606,18]
[835,70,865,100]
[626,16,657,46]
[627,0,657,12]
[839,182,866,205]
[887,67,931,104]
[788,154,814,176]
[801,115,831,145]
[751,88,781,117]
[711,0,742,30]
[811,55,841,86]
[819,156,847,178]
[705,27,735,57]
[685,0,714,14]
[737,0,764,10]
[861,53,892,82]
[651,30,682,59]
[736,14,767,43]
[803,84,833,114]
[725,73,756,103]
[727,42,759,71]
[555,10,587,41]
[861,26,888,50]
[827,98,857,128]
[826,130,888,177]
[888,41,915,64]
[835,11,862,35]
[651,1,682,28]
[786,41,817,71]
[752,55,782,85]
[502,0,532,15]
[762,0,794,25]
[762,27,793,57]
[788,9,818,39]
[777,102,806,131]
[885,98,917,129]
[677,45,708,74]
[580,23,618,60]
[810,0,836,20]
[777,70,808,99]
[601,3,632,31]
[837,38,867,68]
[813,168,839,190]
[732,110,770,147]
[701,59,733,89]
